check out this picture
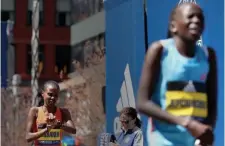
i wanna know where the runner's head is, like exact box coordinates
[120,107,141,130]
[41,80,60,107]
[168,3,204,42]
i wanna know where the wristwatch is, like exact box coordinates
[57,120,63,128]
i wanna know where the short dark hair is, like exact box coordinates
[37,80,60,107]
[43,80,60,91]
[120,107,142,128]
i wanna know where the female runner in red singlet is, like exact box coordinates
[26,80,76,146]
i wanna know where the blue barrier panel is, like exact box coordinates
[146,0,224,145]
[1,22,8,88]
[204,1,224,145]
[105,0,147,144]
[106,0,224,145]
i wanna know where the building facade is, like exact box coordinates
[70,1,105,73]
[13,0,72,81]
[2,0,105,81]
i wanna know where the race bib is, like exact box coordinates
[165,81,208,118]
[38,129,61,145]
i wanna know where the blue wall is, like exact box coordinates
[105,0,224,145]
[1,22,8,88]
[105,0,146,143]
[204,0,224,145]
[147,0,224,145]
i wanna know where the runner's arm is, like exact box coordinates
[137,41,188,126]
[61,108,76,134]
[26,107,48,142]
[205,47,218,129]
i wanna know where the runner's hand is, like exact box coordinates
[186,119,213,145]
[47,113,56,121]
[185,119,211,137]
[46,113,57,131]
[197,129,214,146]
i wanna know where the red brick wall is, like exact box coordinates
[14,0,70,80]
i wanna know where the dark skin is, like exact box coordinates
[26,85,76,142]
[137,3,217,146]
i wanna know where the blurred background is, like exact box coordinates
[1,0,224,146]
[1,0,106,145]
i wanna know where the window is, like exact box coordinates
[27,11,44,26]
[1,11,14,21]
[27,0,44,26]
[2,0,15,21]
[71,0,104,24]
[55,46,71,74]
[56,0,71,26]
[56,12,71,26]
[27,45,45,75]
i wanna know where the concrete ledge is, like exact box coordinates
[70,11,105,46]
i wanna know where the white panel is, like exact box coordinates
[70,11,105,46]
[2,0,15,11]
[116,98,123,112]
[28,0,43,11]
[56,0,71,12]
[120,81,129,108]
[124,64,136,108]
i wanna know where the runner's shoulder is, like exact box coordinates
[29,106,39,117]
[148,41,163,52]
[146,41,164,59]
